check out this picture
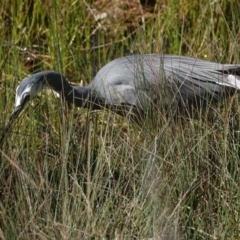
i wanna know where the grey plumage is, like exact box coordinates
[92,54,240,108]
[1,54,240,145]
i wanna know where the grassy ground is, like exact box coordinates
[1,0,240,239]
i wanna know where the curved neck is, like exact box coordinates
[42,71,92,108]
[64,86,92,108]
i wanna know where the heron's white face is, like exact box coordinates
[15,81,44,108]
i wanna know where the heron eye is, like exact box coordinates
[22,94,30,105]
[25,95,30,101]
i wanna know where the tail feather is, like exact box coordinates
[219,66,240,76]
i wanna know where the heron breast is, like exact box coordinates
[106,84,136,105]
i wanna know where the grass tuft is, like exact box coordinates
[1,0,240,239]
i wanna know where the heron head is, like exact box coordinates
[15,74,45,110]
[0,74,45,146]
[0,71,71,146]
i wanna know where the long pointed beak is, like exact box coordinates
[0,98,29,147]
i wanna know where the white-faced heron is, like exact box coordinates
[1,54,240,145]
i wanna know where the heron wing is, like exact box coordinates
[91,54,240,109]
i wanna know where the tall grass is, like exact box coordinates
[1,0,240,239]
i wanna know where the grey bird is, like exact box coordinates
[1,54,240,145]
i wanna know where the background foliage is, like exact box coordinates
[1,0,240,239]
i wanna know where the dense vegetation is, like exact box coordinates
[1,0,240,239]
